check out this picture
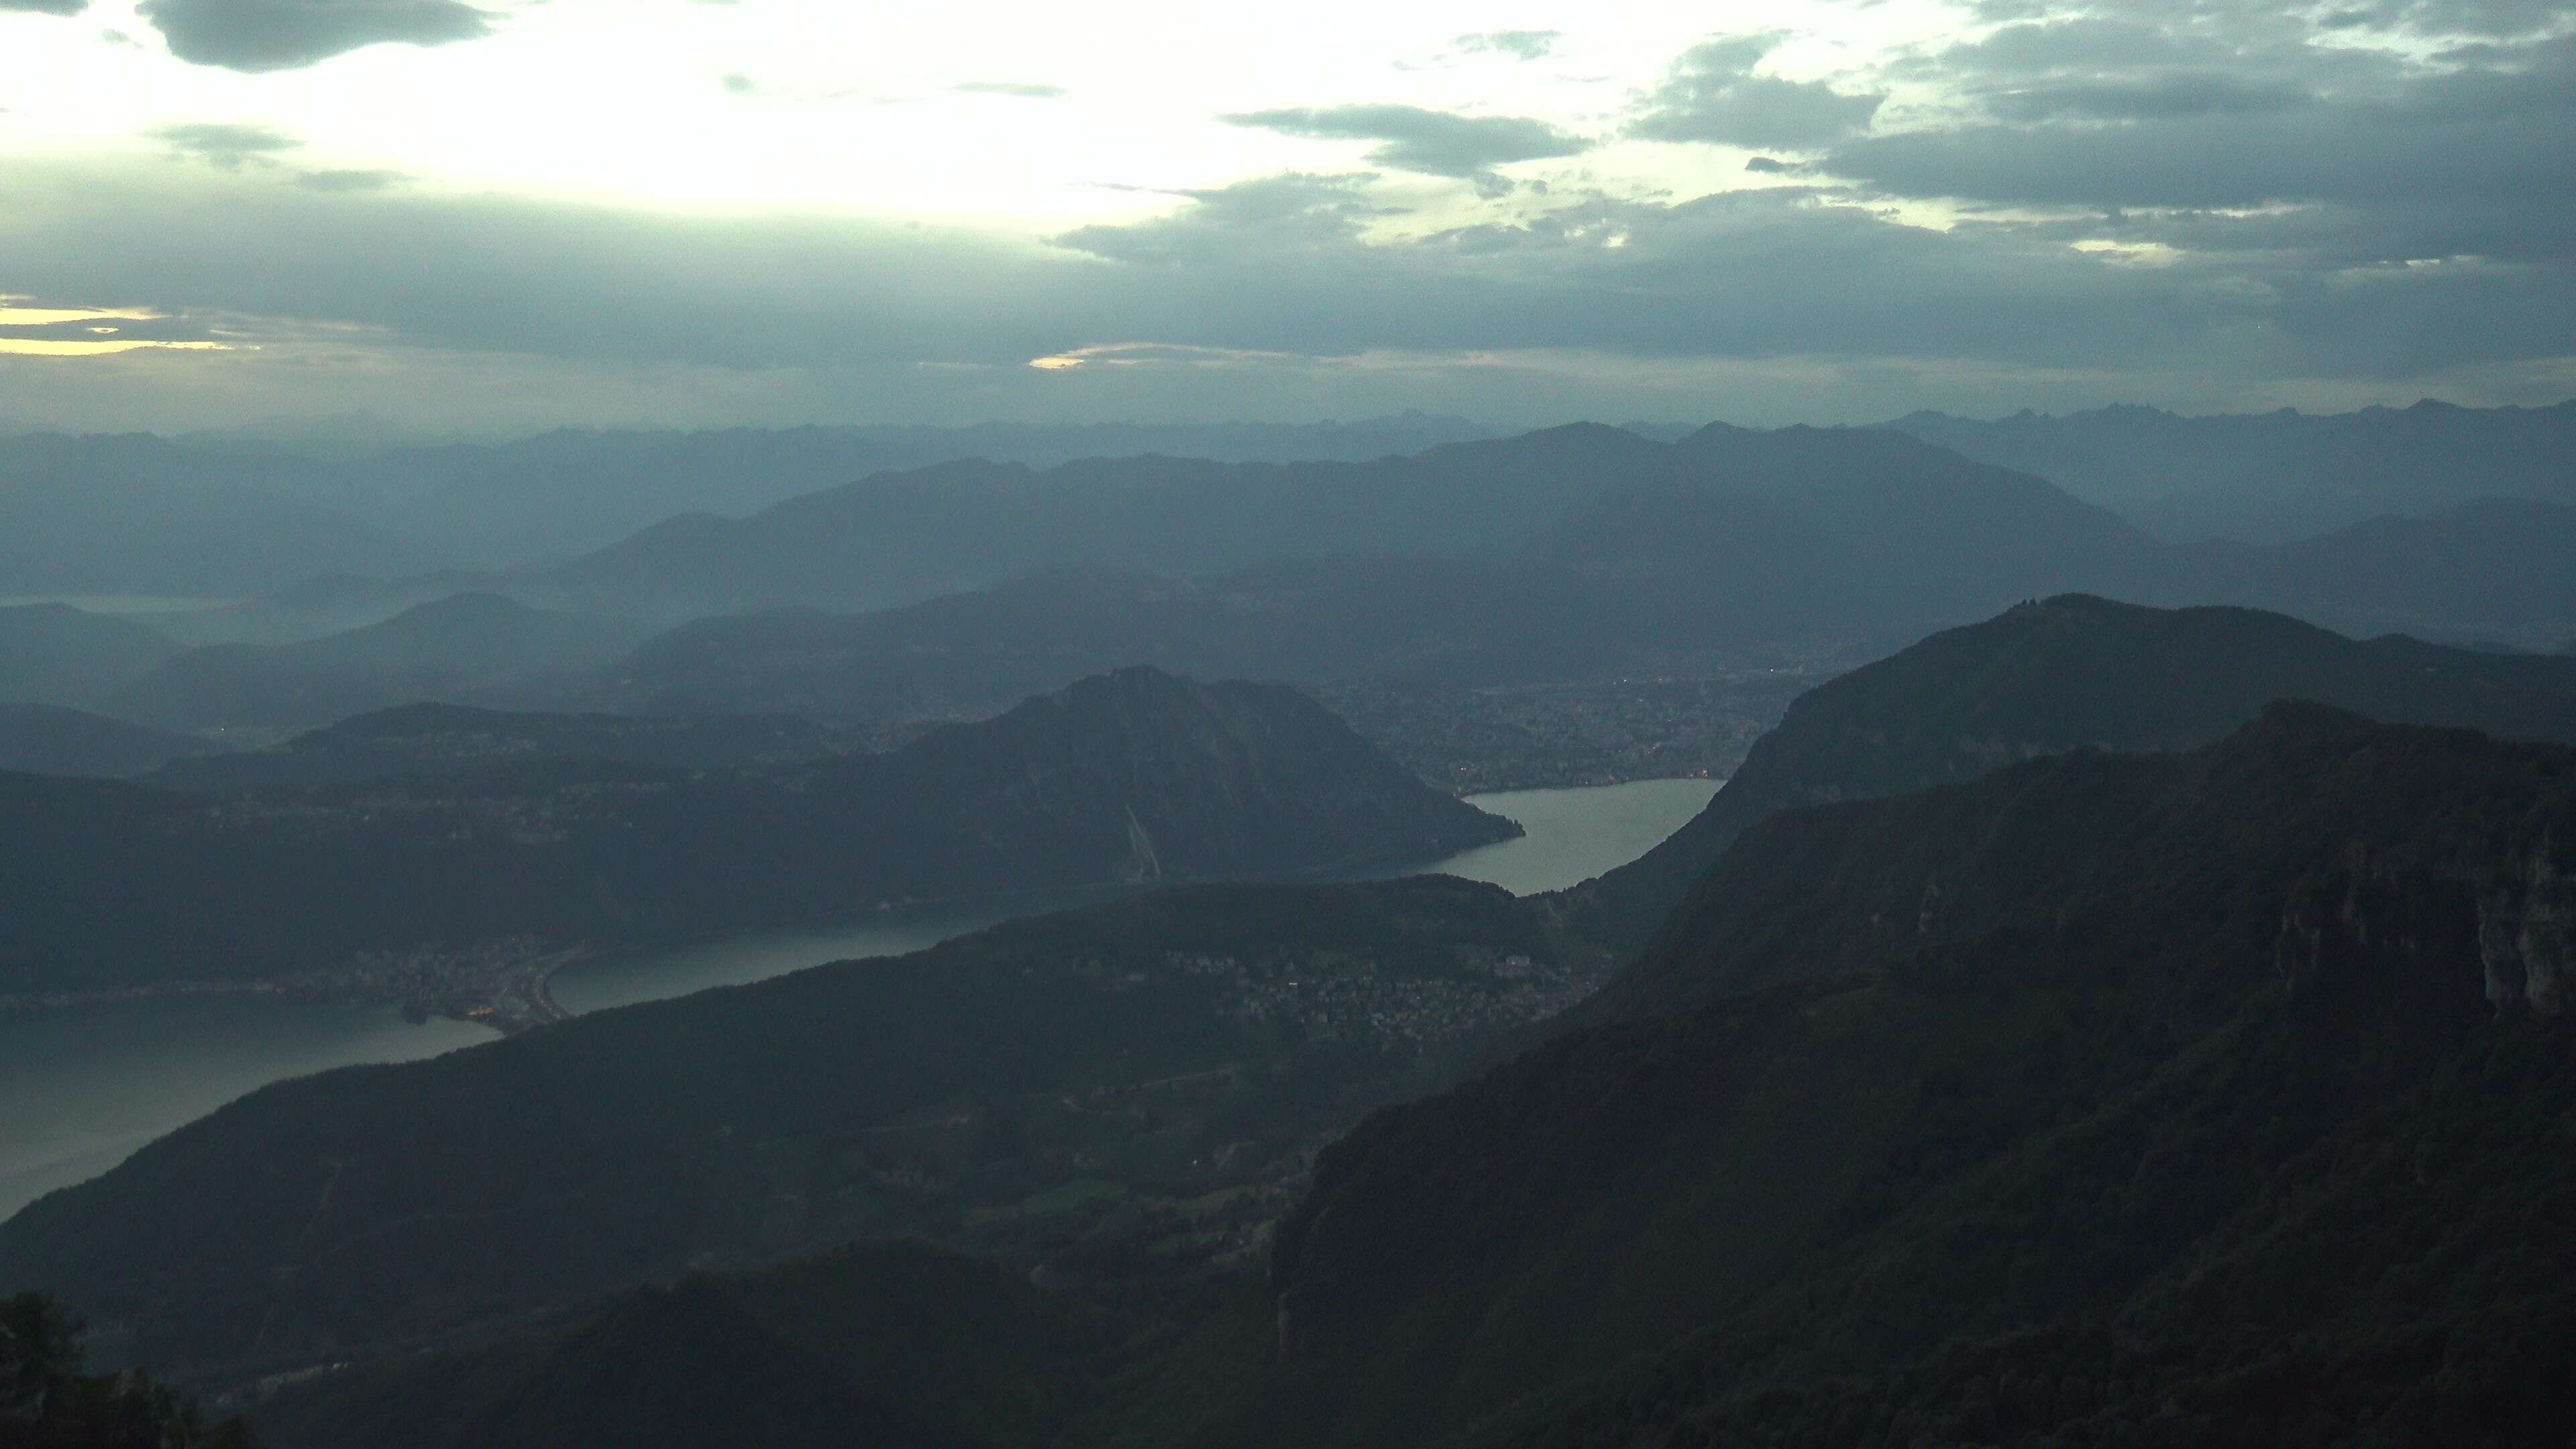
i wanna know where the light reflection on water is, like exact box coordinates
[0,777,1719,1221]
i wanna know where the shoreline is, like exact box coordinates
[1,779,1720,1036]
[0,943,590,1038]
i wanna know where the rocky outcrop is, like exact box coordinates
[2481,835,2576,1014]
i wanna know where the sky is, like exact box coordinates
[1,0,2571,436]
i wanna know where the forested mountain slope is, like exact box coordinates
[0,667,1511,996]
[1571,595,2576,953]
[1254,706,2576,1446]
[0,875,1604,1379]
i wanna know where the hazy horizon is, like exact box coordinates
[5,394,2571,458]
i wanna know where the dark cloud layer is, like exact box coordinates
[1630,38,1884,150]
[0,0,87,15]
[138,0,491,71]
[9,0,2573,427]
[1831,30,2576,272]
[1222,104,1590,178]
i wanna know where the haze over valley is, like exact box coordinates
[5,0,2575,1444]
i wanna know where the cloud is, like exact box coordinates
[952,81,1065,98]
[150,121,302,170]
[0,294,233,357]
[1826,32,2576,269]
[2335,0,2575,36]
[0,0,86,13]
[137,0,492,72]
[1629,36,1885,150]
[1054,172,1389,266]
[9,0,2576,437]
[720,71,757,95]
[1222,104,1590,178]
[1453,30,1560,61]
[1984,70,2312,121]
[5,150,2561,389]
[295,167,407,191]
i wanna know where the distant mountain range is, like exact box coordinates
[142,700,859,793]
[13,412,2576,682]
[1883,397,2576,541]
[2159,496,2576,643]
[0,433,421,598]
[0,415,1493,588]
[0,667,1511,997]
[551,419,2576,659]
[549,423,2151,622]
[0,603,185,708]
[8,402,2571,636]
[103,593,646,736]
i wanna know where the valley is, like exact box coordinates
[9,12,2575,1443]
[0,775,1717,1222]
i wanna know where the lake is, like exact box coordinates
[0,1000,488,1222]
[0,775,1719,1220]
[1404,777,1719,897]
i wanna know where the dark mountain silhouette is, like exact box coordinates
[0,704,209,780]
[144,701,853,793]
[1885,396,2576,541]
[105,593,646,733]
[0,667,1513,996]
[1249,706,2576,1447]
[254,1241,1099,1449]
[0,1292,254,1449]
[1573,595,2576,954]
[0,604,183,708]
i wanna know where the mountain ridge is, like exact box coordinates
[0,666,1513,998]
[1252,704,2576,1446]
[1565,594,2576,956]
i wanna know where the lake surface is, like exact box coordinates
[549,908,1017,1016]
[0,776,1719,1221]
[0,1000,487,1220]
[1417,777,1719,897]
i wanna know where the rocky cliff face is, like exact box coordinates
[2263,829,2576,1020]
[2481,837,2576,1014]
